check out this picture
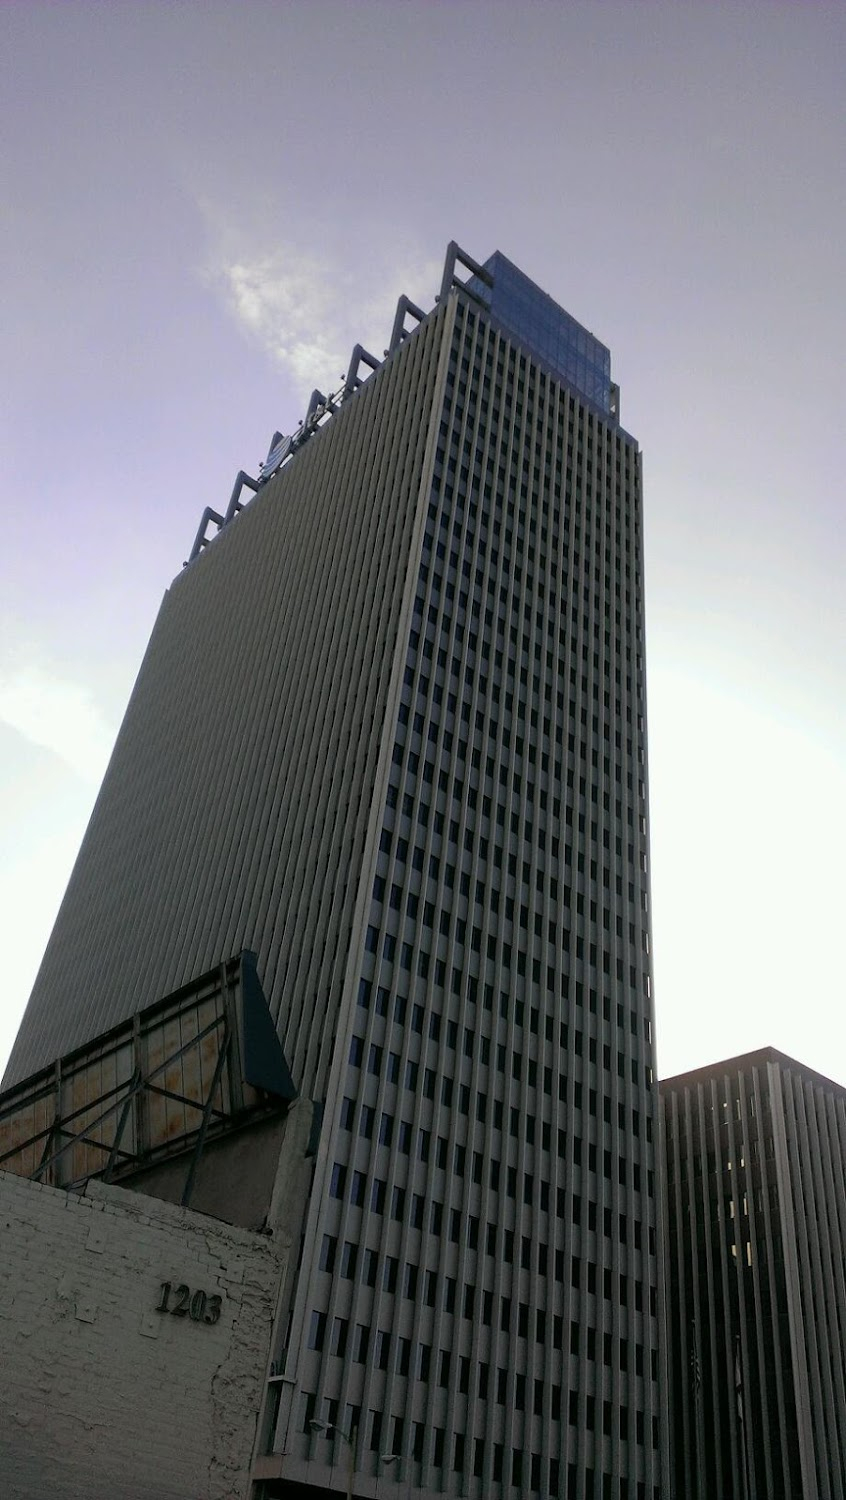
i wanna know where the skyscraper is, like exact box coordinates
[6,244,662,1498]
[662,1048,846,1500]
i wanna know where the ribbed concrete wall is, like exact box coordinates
[778,1060,846,1498]
[6,304,448,1093]
[662,1049,846,1499]
[270,289,663,1498]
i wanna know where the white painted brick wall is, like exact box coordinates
[0,1170,286,1499]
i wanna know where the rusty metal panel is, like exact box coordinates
[0,1079,54,1180]
[0,958,239,1188]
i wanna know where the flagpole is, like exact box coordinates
[690,1319,705,1500]
[735,1334,751,1500]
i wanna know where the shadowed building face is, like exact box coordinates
[662,1048,846,1500]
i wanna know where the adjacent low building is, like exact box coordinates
[661,1047,846,1499]
[0,1170,285,1500]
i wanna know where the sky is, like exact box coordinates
[2,0,844,1088]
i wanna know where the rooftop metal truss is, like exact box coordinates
[185,255,451,566]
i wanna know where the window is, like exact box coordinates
[375,1330,391,1370]
[308,1310,326,1351]
[369,1409,382,1453]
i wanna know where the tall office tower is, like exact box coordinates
[662,1049,846,1500]
[6,245,661,1498]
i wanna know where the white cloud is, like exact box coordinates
[202,212,441,401]
[0,654,113,785]
[222,249,344,393]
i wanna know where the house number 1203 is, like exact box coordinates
[156,1281,222,1324]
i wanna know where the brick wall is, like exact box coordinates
[0,1169,286,1499]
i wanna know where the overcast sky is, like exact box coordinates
[2,0,844,1086]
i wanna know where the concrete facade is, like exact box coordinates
[0,1169,285,1500]
[266,254,663,1500]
